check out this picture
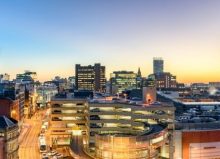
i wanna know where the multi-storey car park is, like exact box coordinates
[49,94,175,159]
[49,96,87,146]
[86,101,175,159]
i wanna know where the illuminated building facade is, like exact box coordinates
[110,71,137,94]
[0,116,19,159]
[0,98,20,122]
[174,123,220,159]
[142,78,157,104]
[49,92,175,159]
[0,83,25,123]
[75,63,106,92]
[49,96,88,147]
[16,71,38,118]
[149,72,177,89]
[86,102,175,159]
[36,84,58,108]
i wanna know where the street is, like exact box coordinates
[19,111,45,159]
[18,109,91,159]
[70,136,92,159]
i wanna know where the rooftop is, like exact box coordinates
[0,116,17,129]
[158,91,220,106]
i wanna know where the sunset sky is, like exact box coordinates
[0,0,220,83]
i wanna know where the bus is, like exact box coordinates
[39,136,47,153]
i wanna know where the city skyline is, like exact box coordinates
[1,0,220,83]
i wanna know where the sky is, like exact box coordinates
[0,0,220,83]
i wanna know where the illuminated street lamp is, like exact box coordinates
[11,110,16,119]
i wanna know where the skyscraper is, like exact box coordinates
[75,63,106,92]
[153,57,164,74]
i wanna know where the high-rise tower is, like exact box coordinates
[153,57,164,74]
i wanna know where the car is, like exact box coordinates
[90,123,101,128]
[90,115,100,120]
[42,153,49,159]
[150,101,161,105]
[47,152,53,156]
[52,117,62,121]
[90,108,100,112]
[77,110,83,113]
[42,153,47,157]
[82,131,86,135]
[51,150,58,156]
[56,153,64,158]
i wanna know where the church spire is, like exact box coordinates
[137,67,142,77]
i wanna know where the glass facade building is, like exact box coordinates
[153,57,164,74]
[110,71,137,94]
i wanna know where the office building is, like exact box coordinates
[0,98,20,122]
[0,83,25,124]
[0,74,10,83]
[50,76,75,93]
[36,83,58,108]
[16,71,37,83]
[75,63,106,92]
[149,72,177,89]
[110,71,137,94]
[153,57,164,74]
[0,116,19,159]
[191,83,209,90]
[209,82,220,88]
[16,71,38,117]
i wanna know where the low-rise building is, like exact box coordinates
[158,90,220,159]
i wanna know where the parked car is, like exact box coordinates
[90,108,100,112]
[90,115,100,120]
